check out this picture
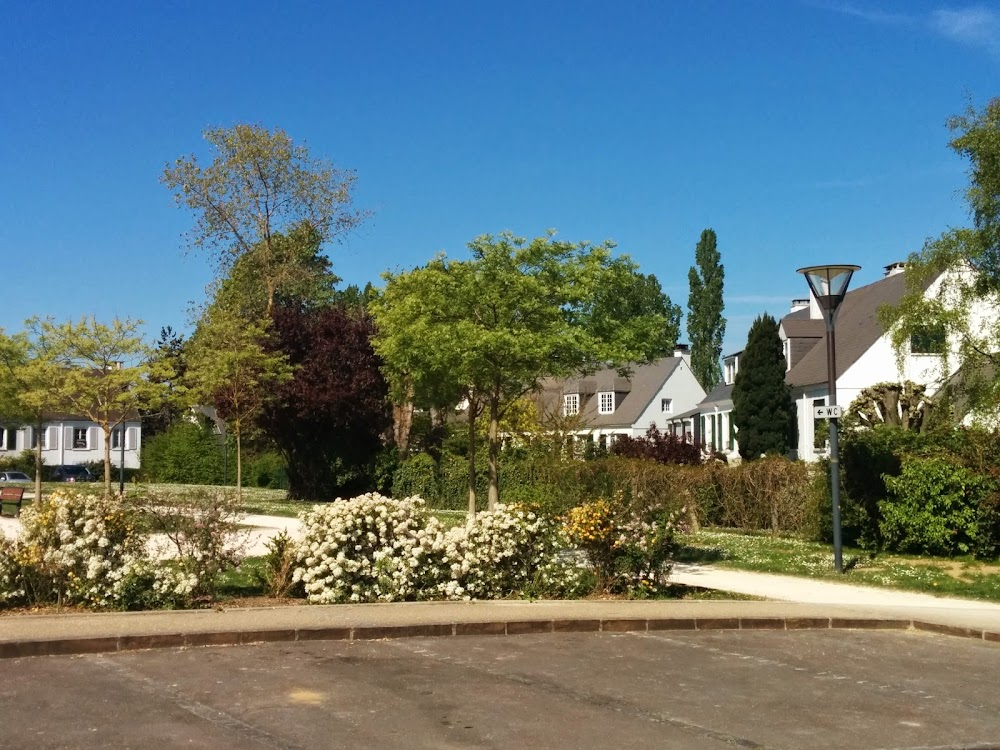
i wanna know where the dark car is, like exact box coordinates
[0,471,31,483]
[51,465,96,482]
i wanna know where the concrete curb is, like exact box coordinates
[3,615,998,660]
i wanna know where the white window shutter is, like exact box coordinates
[64,426,73,449]
[88,427,100,450]
[24,427,33,449]
[126,427,138,451]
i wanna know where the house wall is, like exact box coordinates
[792,269,997,461]
[629,360,706,436]
[0,421,142,470]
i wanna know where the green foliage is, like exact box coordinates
[140,420,225,485]
[880,455,993,557]
[0,450,36,476]
[731,314,796,459]
[185,306,292,497]
[687,228,726,391]
[242,451,287,489]
[372,231,681,509]
[162,123,368,317]
[879,98,1000,421]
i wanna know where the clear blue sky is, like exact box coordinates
[2,1,997,355]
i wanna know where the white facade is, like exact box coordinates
[0,421,142,469]
[789,267,997,461]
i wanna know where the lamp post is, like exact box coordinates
[797,264,860,574]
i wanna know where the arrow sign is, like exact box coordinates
[813,405,844,419]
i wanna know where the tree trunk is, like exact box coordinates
[235,418,243,501]
[392,379,415,455]
[34,416,43,503]
[467,408,477,519]
[487,394,500,510]
[103,428,112,497]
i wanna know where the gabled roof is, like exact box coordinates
[784,271,908,388]
[537,357,685,428]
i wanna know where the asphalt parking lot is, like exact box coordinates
[2,629,999,750]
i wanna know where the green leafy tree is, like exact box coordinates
[184,306,292,499]
[880,98,1000,419]
[162,124,368,317]
[0,330,63,500]
[731,314,796,460]
[25,316,169,495]
[371,231,681,512]
[687,228,726,391]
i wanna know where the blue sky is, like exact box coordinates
[2,1,997,355]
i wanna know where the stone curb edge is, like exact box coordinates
[2,616,999,659]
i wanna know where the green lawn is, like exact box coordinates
[679,529,1000,602]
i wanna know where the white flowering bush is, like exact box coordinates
[291,495,589,603]
[292,493,451,603]
[445,505,589,599]
[136,489,248,600]
[0,491,197,610]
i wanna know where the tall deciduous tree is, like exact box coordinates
[25,316,169,495]
[881,98,1000,420]
[257,304,390,500]
[371,231,681,512]
[185,307,292,499]
[687,228,726,391]
[0,329,62,500]
[162,124,368,317]
[731,314,796,460]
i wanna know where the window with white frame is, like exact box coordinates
[598,392,615,414]
[0,428,14,451]
[563,393,579,416]
[661,398,672,414]
[73,427,88,450]
[783,338,792,371]
[111,428,123,450]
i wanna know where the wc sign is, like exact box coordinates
[813,405,844,419]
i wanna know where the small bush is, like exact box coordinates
[136,489,248,600]
[140,420,225,485]
[293,493,451,603]
[445,505,588,599]
[563,495,683,596]
[0,491,193,610]
[880,455,993,557]
[611,425,701,465]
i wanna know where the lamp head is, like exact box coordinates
[797,264,860,317]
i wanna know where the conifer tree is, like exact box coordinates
[687,229,725,390]
[731,314,796,460]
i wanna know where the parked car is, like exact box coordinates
[0,471,31,483]
[51,465,96,482]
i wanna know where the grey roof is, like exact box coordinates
[699,382,734,409]
[780,316,825,338]
[784,271,908,388]
[537,357,685,429]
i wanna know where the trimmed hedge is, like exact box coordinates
[393,451,823,537]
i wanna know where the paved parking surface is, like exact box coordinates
[2,630,999,749]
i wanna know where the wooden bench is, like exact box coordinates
[0,487,24,518]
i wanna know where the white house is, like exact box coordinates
[0,413,142,470]
[667,350,742,460]
[535,346,706,449]
[782,261,978,461]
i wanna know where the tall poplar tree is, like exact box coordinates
[731,314,796,460]
[687,228,726,391]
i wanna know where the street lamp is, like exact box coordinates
[797,264,860,574]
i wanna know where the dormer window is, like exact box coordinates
[563,393,580,416]
[598,392,615,414]
[724,356,740,385]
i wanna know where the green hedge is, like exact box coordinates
[392,451,823,536]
